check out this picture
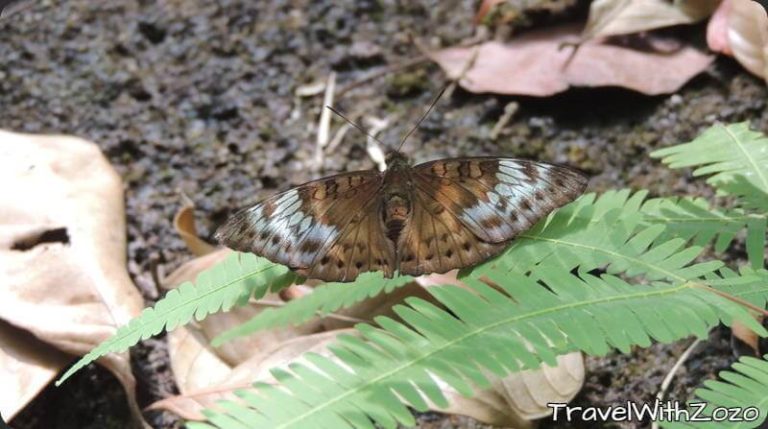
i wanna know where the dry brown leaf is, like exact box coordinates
[0,131,148,427]
[707,0,734,54]
[430,25,714,96]
[151,329,349,420]
[732,318,763,356]
[583,0,720,40]
[706,0,768,80]
[154,256,584,425]
[0,320,70,420]
[728,0,768,81]
[436,352,584,427]
[173,204,217,257]
[160,248,326,367]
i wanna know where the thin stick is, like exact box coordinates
[313,72,336,169]
[696,284,768,317]
[651,338,702,429]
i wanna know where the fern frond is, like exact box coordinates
[56,252,294,385]
[194,270,768,429]
[640,197,767,268]
[662,355,768,429]
[473,190,723,282]
[652,122,768,212]
[212,273,414,346]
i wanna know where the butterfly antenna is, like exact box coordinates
[396,84,449,152]
[325,106,386,147]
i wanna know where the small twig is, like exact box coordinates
[313,72,336,170]
[651,338,702,429]
[490,101,519,140]
[696,284,768,317]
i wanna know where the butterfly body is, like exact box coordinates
[216,151,587,282]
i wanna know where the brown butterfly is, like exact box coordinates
[215,150,587,282]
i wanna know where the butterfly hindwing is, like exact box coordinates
[215,170,395,281]
[396,189,507,276]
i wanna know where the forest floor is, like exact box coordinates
[1,1,767,428]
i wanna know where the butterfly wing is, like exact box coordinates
[215,170,396,282]
[397,158,587,276]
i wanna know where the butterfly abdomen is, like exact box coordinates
[383,194,410,242]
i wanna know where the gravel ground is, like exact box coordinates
[1,1,767,428]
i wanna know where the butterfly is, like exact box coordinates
[215,150,588,282]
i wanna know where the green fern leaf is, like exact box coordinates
[472,190,723,282]
[640,197,767,268]
[662,355,768,429]
[652,122,768,212]
[196,270,768,429]
[212,273,413,346]
[55,252,295,385]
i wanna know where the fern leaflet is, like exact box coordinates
[652,122,768,212]
[55,252,295,385]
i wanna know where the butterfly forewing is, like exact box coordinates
[215,170,395,281]
[395,157,587,275]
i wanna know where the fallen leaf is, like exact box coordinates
[151,329,348,420]
[707,0,733,55]
[0,320,70,420]
[160,248,326,367]
[173,203,216,257]
[153,259,584,425]
[436,352,584,427]
[430,25,714,96]
[583,0,720,40]
[728,0,768,81]
[0,131,148,428]
[731,318,763,356]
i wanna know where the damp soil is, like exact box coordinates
[1,1,767,428]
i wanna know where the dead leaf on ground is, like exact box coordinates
[731,317,764,357]
[0,320,70,420]
[707,0,733,55]
[173,203,216,257]
[0,131,148,427]
[707,0,768,81]
[153,256,584,425]
[583,0,720,41]
[430,25,714,96]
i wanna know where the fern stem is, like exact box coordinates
[696,284,768,317]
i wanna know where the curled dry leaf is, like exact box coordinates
[728,0,768,81]
[173,204,216,257]
[707,0,733,55]
[160,248,326,367]
[0,320,70,420]
[430,25,714,96]
[583,0,720,40]
[153,255,584,425]
[707,0,768,81]
[0,131,147,427]
[435,352,584,427]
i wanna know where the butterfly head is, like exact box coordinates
[384,151,411,170]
